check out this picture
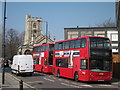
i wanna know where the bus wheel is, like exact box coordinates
[74,72,79,82]
[57,70,60,78]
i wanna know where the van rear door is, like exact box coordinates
[19,55,33,73]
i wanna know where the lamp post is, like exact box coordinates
[118,1,120,55]
[37,19,48,44]
[40,20,48,43]
[2,0,7,84]
[45,21,48,43]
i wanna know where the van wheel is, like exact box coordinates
[16,71,19,76]
[57,70,60,78]
[74,72,79,82]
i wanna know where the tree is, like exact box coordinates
[96,18,116,27]
[5,29,23,60]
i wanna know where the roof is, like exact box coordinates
[55,36,109,43]
[64,27,117,30]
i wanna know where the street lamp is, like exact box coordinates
[118,1,120,55]
[39,20,48,44]
[45,21,48,43]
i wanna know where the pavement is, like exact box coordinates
[0,67,35,90]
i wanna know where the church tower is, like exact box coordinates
[24,14,42,45]
[17,14,54,55]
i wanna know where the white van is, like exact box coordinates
[11,55,33,75]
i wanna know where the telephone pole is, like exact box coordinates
[2,0,7,84]
[117,1,120,54]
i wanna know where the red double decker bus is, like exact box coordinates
[32,43,54,73]
[52,36,112,81]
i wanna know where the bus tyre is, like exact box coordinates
[74,72,79,82]
[57,70,60,78]
[16,71,19,76]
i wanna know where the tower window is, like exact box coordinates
[34,30,37,33]
[33,23,36,28]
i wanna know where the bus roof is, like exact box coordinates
[33,43,54,48]
[55,36,110,43]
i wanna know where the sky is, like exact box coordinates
[1,1,116,41]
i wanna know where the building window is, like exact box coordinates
[33,30,37,33]
[94,31,105,37]
[110,33,118,41]
[80,31,92,37]
[68,32,78,39]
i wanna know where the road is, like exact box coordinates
[5,67,119,89]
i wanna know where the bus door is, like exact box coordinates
[79,58,89,80]
[56,58,73,78]
[48,44,54,66]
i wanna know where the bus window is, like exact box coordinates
[80,59,88,70]
[34,58,39,64]
[56,59,68,68]
[75,39,81,48]
[69,40,75,49]
[33,47,38,52]
[75,38,86,48]
[64,41,70,49]
[104,40,110,48]
[90,37,110,48]
[81,38,86,48]
[90,59,112,72]
[55,43,59,50]
[58,42,63,50]
[41,45,47,51]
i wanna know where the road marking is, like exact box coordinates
[80,85,93,87]
[52,77,56,80]
[99,85,112,87]
[27,81,43,83]
[64,80,69,83]
[58,79,62,81]
[48,75,51,77]
[72,82,79,85]
[61,83,81,88]
[112,82,118,85]
[44,77,55,82]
